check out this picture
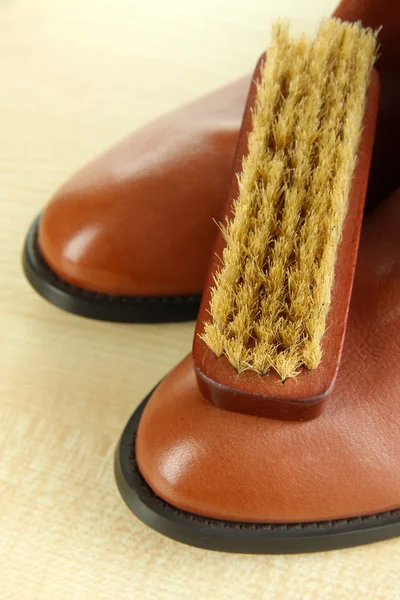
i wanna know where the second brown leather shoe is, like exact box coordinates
[22,77,249,322]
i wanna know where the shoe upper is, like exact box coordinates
[38,78,249,297]
[135,0,400,523]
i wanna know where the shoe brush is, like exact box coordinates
[194,18,379,420]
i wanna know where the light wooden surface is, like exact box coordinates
[1,1,399,598]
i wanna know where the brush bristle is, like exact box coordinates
[201,18,377,381]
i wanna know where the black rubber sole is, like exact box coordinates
[115,387,400,554]
[22,216,202,323]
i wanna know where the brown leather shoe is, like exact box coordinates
[22,77,249,322]
[116,5,400,553]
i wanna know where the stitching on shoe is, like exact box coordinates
[31,221,201,306]
[127,437,400,532]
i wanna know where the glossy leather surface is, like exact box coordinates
[136,0,400,522]
[137,189,400,522]
[39,77,249,296]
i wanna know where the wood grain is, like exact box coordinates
[1,0,399,598]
